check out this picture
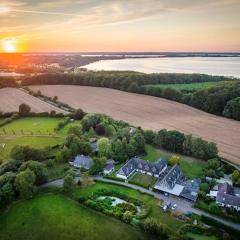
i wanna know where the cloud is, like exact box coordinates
[1,0,240,41]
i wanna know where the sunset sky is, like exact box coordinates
[0,0,240,52]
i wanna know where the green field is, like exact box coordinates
[75,181,183,230]
[143,145,206,179]
[0,117,81,160]
[0,135,64,161]
[145,81,225,91]
[0,117,62,135]
[130,172,157,188]
[0,193,148,240]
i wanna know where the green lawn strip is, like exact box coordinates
[0,135,64,160]
[74,182,184,230]
[186,232,217,240]
[144,81,226,91]
[129,172,157,188]
[0,193,148,240]
[0,117,63,135]
[143,145,206,179]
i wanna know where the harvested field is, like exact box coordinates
[0,88,66,114]
[30,85,240,165]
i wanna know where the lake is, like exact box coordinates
[83,57,240,78]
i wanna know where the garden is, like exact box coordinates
[74,181,184,231]
[79,188,149,224]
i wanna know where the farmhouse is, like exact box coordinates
[116,158,200,201]
[215,182,240,211]
[208,182,240,211]
[69,155,93,169]
[116,157,167,180]
[180,179,201,202]
[216,193,240,211]
[154,165,184,196]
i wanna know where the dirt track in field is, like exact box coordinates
[0,88,66,114]
[30,85,240,165]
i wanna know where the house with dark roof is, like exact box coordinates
[154,165,184,196]
[104,163,115,175]
[215,182,240,211]
[216,193,240,211]
[116,157,167,180]
[69,155,93,169]
[218,182,234,195]
[180,179,201,202]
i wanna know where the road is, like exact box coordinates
[42,176,240,231]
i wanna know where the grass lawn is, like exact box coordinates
[0,117,63,135]
[143,145,206,179]
[145,81,225,92]
[0,117,82,161]
[0,193,148,240]
[186,232,217,240]
[74,181,184,230]
[130,172,157,188]
[0,135,64,160]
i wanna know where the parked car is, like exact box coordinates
[163,205,168,211]
[171,204,177,210]
[164,192,169,197]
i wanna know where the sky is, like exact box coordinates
[0,0,240,52]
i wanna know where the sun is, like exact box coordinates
[2,39,17,53]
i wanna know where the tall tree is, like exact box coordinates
[15,169,36,199]
[97,137,110,157]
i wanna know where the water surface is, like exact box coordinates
[83,57,240,78]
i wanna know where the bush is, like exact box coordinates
[0,113,19,128]
[201,215,240,238]
[200,183,210,193]
[19,103,31,117]
[78,196,86,203]
[140,217,170,239]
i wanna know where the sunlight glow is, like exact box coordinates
[0,6,11,14]
[2,39,17,53]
